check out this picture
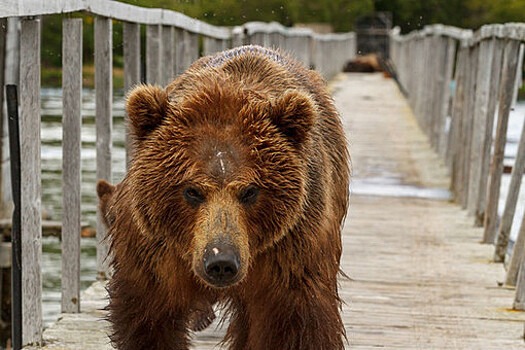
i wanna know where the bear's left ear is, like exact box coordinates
[126,84,168,142]
[269,90,316,146]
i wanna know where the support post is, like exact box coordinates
[61,18,82,313]
[95,16,113,280]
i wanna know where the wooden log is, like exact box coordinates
[484,39,521,247]
[61,18,82,314]
[467,39,495,218]
[146,24,161,85]
[497,115,525,272]
[161,25,174,86]
[20,17,43,346]
[95,16,112,280]
[123,22,141,168]
[476,39,504,228]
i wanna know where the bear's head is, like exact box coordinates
[123,78,316,289]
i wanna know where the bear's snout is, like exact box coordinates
[202,243,241,287]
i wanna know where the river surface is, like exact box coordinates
[39,88,525,327]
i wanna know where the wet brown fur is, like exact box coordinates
[100,45,350,350]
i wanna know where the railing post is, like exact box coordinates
[467,37,496,218]
[123,21,141,167]
[146,24,161,85]
[504,116,525,286]
[484,38,521,247]
[475,37,504,227]
[20,17,42,346]
[161,25,174,86]
[61,17,82,314]
[95,16,113,280]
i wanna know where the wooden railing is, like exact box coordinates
[391,23,525,310]
[0,0,356,346]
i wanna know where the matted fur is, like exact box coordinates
[99,45,350,350]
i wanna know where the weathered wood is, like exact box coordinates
[95,16,112,280]
[467,39,495,217]
[161,25,175,86]
[61,18,82,314]
[436,37,456,159]
[459,45,478,209]
[188,32,199,67]
[174,28,185,76]
[514,242,525,309]
[146,24,161,85]
[476,39,504,228]
[508,209,525,288]
[486,39,521,251]
[123,22,141,168]
[502,116,525,286]
[447,46,468,181]
[0,0,231,40]
[20,18,42,346]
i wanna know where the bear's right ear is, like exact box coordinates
[96,179,115,200]
[96,179,117,227]
[126,84,168,141]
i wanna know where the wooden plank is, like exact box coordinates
[161,25,175,86]
[476,39,504,229]
[61,17,82,314]
[95,16,112,280]
[485,39,521,250]
[20,17,42,346]
[123,22,141,168]
[146,24,161,85]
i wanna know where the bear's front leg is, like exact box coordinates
[237,279,345,350]
[107,274,191,350]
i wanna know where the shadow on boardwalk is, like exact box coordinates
[27,73,525,349]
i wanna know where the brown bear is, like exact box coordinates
[99,45,350,350]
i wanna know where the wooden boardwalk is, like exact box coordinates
[27,73,525,349]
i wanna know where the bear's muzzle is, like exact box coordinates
[201,242,241,287]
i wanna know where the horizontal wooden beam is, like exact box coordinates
[0,0,231,39]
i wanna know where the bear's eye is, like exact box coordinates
[183,187,206,206]
[239,185,260,205]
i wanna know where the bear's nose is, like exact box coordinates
[203,243,240,287]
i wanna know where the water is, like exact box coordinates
[41,88,127,326]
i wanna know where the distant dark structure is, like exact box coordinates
[356,12,392,58]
